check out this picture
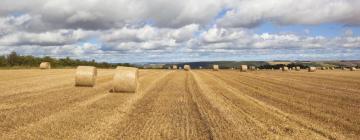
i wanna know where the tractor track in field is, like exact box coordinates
[95,71,211,139]
[0,69,360,139]
[205,70,358,139]
[219,71,360,117]
[0,70,166,139]
[214,71,359,113]
[213,71,360,135]
[81,70,174,140]
[254,71,360,94]
[194,71,342,139]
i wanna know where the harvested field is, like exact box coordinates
[0,69,360,139]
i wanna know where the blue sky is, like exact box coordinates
[254,22,360,37]
[0,0,360,63]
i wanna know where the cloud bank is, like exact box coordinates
[0,0,359,62]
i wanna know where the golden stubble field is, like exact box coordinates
[0,69,359,139]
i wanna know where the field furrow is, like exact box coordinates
[202,70,359,139]
[0,69,359,139]
[105,71,211,139]
[0,70,166,139]
[193,70,341,139]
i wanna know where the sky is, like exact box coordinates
[0,0,360,63]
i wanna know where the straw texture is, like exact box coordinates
[75,66,97,87]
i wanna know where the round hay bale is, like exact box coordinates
[240,65,248,72]
[329,67,335,70]
[321,67,327,70]
[350,67,357,71]
[308,67,316,72]
[173,65,178,69]
[75,66,97,87]
[184,65,191,71]
[213,65,219,71]
[295,66,301,71]
[199,66,203,69]
[179,67,182,69]
[249,66,256,71]
[40,62,51,69]
[112,67,138,93]
[282,67,289,71]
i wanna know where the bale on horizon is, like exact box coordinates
[112,66,138,93]
[40,62,51,69]
[350,67,357,71]
[249,66,256,71]
[184,65,190,71]
[173,65,178,69]
[240,65,248,72]
[295,66,301,71]
[282,67,289,71]
[308,67,316,72]
[75,66,97,87]
[213,65,219,71]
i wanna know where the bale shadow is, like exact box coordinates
[109,89,136,94]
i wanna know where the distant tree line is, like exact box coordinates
[258,63,308,69]
[0,51,133,68]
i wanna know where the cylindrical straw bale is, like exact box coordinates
[249,66,256,71]
[184,65,191,71]
[213,65,219,71]
[240,65,248,72]
[173,65,178,69]
[350,67,357,71]
[40,62,51,69]
[308,67,316,72]
[112,67,138,93]
[75,66,97,87]
[295,66,301,71]
[282,67,289,71]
